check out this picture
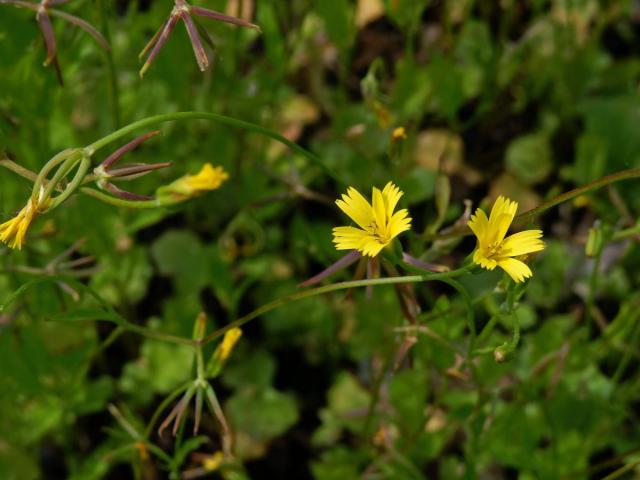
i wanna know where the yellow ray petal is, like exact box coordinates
[497,257,532,283]
[388,210,412,238]
[335,187,374,230]
[487,196,518,244]
[468,208,489,244]
[371,186,387,231]
[501,230,545,257]
[361,239,385,257]
[332,226,369,250]
[381,182,403,218]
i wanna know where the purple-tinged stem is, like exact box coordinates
[402,252,449,273]
[193,388,203,435]
[139,18,166,60]
[298,250,361,288]
[103,182,154,201]
[171,388,195,436]
[158,391,189,437]
[102,130,160,168]
[140,14,179,78]
[190,5,260,31]
[36,8,56,66]
[182,12,209,72]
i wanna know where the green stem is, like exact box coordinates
[80,187,161,209]
[24,273,469,349]
[31,149,77,200]
[0,158,40,183]
[120,320,195,346]
[475,315,499,346]
[49,155,92,209]
[514,167,640,225]
[86,111,340,183]
[41,154,81,202]
[199,270,467,346]
[426,166,640,242]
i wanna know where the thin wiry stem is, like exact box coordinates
[514,167,640,225]
[199,269,468,346]
[85,111,340,183]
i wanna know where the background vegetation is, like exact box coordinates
[2,0,640,478]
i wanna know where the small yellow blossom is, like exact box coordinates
[161,163,229,199]
[468,196,544,283]
[333,182,412,257]
[213,327,242,363]
[0,197,40,250]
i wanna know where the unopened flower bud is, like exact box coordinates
[192,312,208,341]
[586,223,604,258]
[207,327,242,377]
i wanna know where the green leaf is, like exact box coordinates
[119,340,193,404]
[151,230,210,292]
[313,373,370,446]
[222,349,276,390]
[227,387,299,442]
[505,133,553,185]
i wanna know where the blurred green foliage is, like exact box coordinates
[2,0,640,479]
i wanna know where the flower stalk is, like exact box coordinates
[0,0,109,82]
[158,316,241,456]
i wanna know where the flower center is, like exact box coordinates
[484,241,504,259]
[369,221,391,245]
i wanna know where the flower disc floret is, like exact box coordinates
[332,182,411,257]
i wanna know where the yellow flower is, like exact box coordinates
[0,197,39,250]
[468,196,544,283]
[333,182,412,257]
[160,163,228,200]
